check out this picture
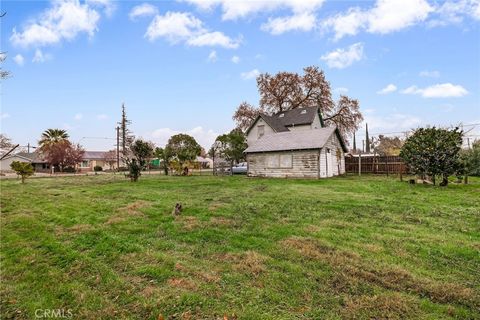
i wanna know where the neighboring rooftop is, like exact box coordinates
[245,127,336,153]
[14,152,47,163]
[83,151,108,160]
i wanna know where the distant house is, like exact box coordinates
[244,107,348,178]
[0,152,50,173]
[196,156,213,169]
[79,151,116,172]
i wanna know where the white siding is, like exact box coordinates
[311,112,322,130]
[247,118,276,145]
[0,156,31,172]
[246,130,345,179]
[247,150,319,178]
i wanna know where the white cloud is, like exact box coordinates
[241,69,260,80]
[322,0,433,40]
[362,113,421,132]
[261,12,317,35]
[145,11,203,43]
[129,3,158,20]
[377,84,397,94]
[186,31,241,49]
[10,0,103,48]
[231,55,240,63]
[32,49,52,63]
[145,11,240,49]
[334,87,349,94]
[151,126,218,149]
[96,114,108,120]
[419,70,440,78]
[401,83,468,98]
[1,113,10,120]
[86,0,116,17]
[367,0,433,34]
[208,50,217,62]
[320,42,364,69]
[13,54,25,66]
[183,0,325,21]
[74,113,83,120]
[429,0,480,27]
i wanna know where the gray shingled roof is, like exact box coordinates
[246,107,319,134]
[15,152,47,163]
[244,127,336,153]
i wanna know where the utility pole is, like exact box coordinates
[365,123,370,153]
[116,126,120,170]
[27,143,30,153]
[352,132,357,154]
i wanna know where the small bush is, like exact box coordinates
[10,161,34,183]
[94,165,103,172]
[63,166,76,173]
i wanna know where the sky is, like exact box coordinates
[1,0,479,151]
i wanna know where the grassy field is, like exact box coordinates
[1,174,479,319]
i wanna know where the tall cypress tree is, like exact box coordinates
[118,103,133,156]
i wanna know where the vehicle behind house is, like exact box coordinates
[231,162,247,174]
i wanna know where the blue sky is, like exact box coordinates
[1,0,479,151]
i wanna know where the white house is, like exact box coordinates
[244,107,347,179]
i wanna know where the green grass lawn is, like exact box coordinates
[1,175,479,319]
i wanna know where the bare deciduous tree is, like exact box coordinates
[232,66,363,138]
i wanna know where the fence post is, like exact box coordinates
[358,154,361,176]
[386,156,389,177]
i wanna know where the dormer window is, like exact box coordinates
[300,109,307,114]
[279,114,284,118]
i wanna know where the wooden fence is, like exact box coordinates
[345,155,407,175]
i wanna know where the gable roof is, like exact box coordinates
[245,127,338,153]
[246,107,320,134]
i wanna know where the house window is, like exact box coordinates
[266,154,293,168]
[257,125,265,138]
[81,160,89,167]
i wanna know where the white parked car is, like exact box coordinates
[231,162,248,174]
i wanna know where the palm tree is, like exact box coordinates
[39,129,69,149]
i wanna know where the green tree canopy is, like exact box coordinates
[460,140,480,177]
[154,147,173,176]
[214,129,247,165]
[400,127,463,186]
[166,134,201,166]
[126,139,154,182]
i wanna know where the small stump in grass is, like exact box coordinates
[173,203,182,216]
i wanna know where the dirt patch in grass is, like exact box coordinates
[177,216,201,231]
[341,293,418,320]
[362,243,384,253]
[281,236,477,307]
[208,203,224,211]
[167,278,198,291]
[55,223,93,236]
[217,251,267,276]
[106,200,151,225]
[304,225,322,233]
[209,216,236,227]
